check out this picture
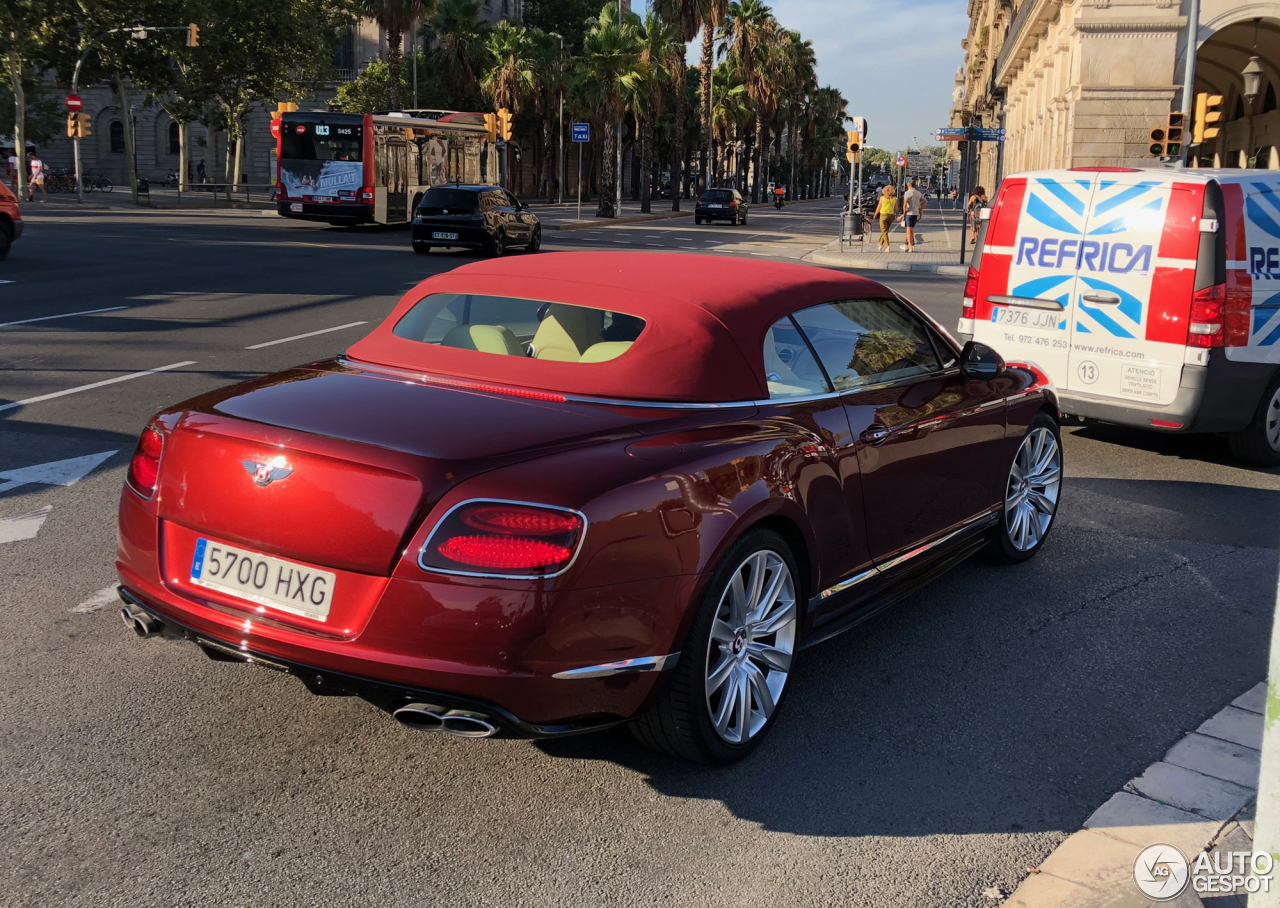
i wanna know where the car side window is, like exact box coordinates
[764,316,833,399]
[502,191,520,209]
[790,299,943,391]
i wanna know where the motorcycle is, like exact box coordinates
[773,194,784,210]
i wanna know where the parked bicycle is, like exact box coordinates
[82,171,113,192]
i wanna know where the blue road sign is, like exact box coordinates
[934,127,966,138]
[973,128,1005,142]
[571,123,590,143]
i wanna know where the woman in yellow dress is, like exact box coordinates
[876,185,897,252]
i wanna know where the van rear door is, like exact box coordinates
[1063,175,1201,407]
[970,171,1096,382]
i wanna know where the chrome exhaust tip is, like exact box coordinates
[120,604,164,638]
[440,711,498,739]
[392,702,447,731]
[392,703,498,738]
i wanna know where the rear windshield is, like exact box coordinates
[419,188,480,213]
[392,294,646,364]
[280,122,363,162]
[702,190,733,202]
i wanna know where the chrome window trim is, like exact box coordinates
[417,497,590,581]
[817,510,998,600]
[552,652,680,679]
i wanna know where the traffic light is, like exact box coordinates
[846,129,860,163]
[66,112,92,138]
[271,101,298,121]
[1194,92,1224,144]
[497,108,513,141]
[1165,111,1184,158]
[483,112,497,142]
[186,23,199,47]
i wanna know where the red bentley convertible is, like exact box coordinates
[116,253,1061,763]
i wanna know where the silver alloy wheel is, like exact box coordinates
[1004,426,1062,552]
[1265,385,1280,452]
[704,550,797,744]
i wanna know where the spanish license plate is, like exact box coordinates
[432,231,460,241]
[290,202,302,212]
[708,204,724,209]
[190,539,334,622]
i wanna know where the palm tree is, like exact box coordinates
[635,11,678,213]
[720,0,772,200]
[527,28,565,202]
[649,0,699,210]
[574,2,645,217]
[651,0,723,198]
[711,61,748,187]
[356,0,436,111]
[780,30,816,199]
[420,0,490,104]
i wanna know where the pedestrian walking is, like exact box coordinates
[875,185,897,252]
[899,179,927,252]
[26,151,46,203]
[967,185,988,244]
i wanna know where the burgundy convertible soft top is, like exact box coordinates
[345,252,889,403]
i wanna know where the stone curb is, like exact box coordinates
[805,249,970,276]
[546,194,833,231]
[1001,681,1266,907]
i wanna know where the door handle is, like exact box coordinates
[1081,292,1121,305]
[860,426,891,446]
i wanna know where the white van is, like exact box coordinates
[957,167,1278,465]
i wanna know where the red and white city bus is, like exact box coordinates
[275,111,493,226]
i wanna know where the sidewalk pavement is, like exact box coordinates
[805,207,972,276]
[1002,682,1266,907]
[19,186,274,212]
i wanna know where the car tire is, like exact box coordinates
[630,528,800,764]
[413,242,431,255]
[695,217,703,225]
[526,227,541,253]
[1228,372,1280,466]
[0,225,11,261]
[490,232,505,257]
[987,412,1063,563]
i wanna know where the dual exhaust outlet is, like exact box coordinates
[392,702,498,739]
[120,596,498,739]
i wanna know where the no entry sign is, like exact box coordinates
[65,94,83,112]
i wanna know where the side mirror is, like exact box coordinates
[959,340,1005,380]
[520,201,529,211]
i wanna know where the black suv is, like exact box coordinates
[694,188,748,226]
[412,185,541,257]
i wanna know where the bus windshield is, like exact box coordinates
[281,122,363,162]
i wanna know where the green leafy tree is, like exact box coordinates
[0,0,66,197]
[522,0,598,61]
[634,10,676,212]
[352,0,435,110]
[419,0,490,106]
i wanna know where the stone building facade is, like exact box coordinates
[952,0,1280,193]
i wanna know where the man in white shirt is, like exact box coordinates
[27,152,46,202]
[900,180,926,251]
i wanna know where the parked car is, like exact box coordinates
[959,166,1280,465]
[0,180,23,260]
[412,184,540,257]
[695,188,748,225]
[116,253,1059,764]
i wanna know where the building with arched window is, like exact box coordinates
[952,0,1280,191]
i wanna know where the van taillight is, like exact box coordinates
[276,181,287,198]
[359,186,374,203]
[962,266,980,315]
[420,501,585,577]
[1188,284,1244,348]
[126,425,164,499]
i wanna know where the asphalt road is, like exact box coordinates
[0,201,1275,908]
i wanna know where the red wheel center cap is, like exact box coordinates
[731,631,746,655]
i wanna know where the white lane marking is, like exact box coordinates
[0,306,127,328]
[0,361,196,414]
[72,585,120,614]
[646,243,663,247]
[611,240,631,245]
[0,504,52,544]
[245,321,368,350]
[0,451,118,495]
[680,246,697,249]
[644,235,660,238]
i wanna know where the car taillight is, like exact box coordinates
[127,425,164,499]
[1188,284,1225,348]
[276,181,287,198]
[962,266,979,316]
[420,501,585,577]
[729,201,738,208]
[359,186,374,203]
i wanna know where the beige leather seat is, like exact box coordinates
[579,341,633,363]
[441,324,523,356]
[763,327,825,397]
[530,305,605,361]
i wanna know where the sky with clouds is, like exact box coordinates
[682,0,969,154]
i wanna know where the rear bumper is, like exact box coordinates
[696,208,740,220]
[118,585,623,738]
[277,200,372,223]
[411,223,490,247]
[1058,350,1274,433]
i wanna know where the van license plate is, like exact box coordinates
[994,307,1061,330]
[432,231,460,241]
[190,538,334,622]
[290,202,302,212]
